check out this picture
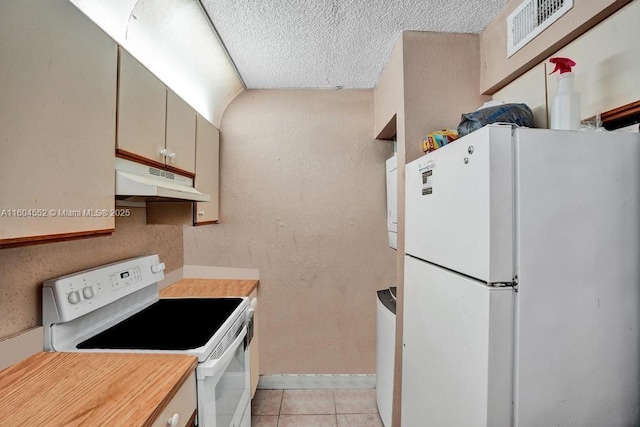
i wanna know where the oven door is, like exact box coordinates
[196,326,250,427]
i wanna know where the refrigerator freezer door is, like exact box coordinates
[402,256,513,427]
[513,129,640,426]
[405,125,514,283]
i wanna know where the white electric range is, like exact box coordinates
[42,254,253,427]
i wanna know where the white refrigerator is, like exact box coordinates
[402,124,640,426]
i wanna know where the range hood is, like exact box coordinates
[115,158,210,202]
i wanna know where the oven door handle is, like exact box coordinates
[198,326,248,380]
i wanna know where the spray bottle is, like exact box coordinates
[549,57,581,130]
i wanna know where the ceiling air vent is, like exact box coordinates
[507,0,573,57]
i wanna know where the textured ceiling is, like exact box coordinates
[201,0,509,89]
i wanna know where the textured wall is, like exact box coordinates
[0,208,183,340]
[183,89,396,374]
[403,31,489,163]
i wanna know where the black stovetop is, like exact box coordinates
[77,298,243,351]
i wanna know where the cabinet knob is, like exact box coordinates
[167,152,176,159]
[198,211,205,216]
[159,148,169,157]
[166,413,180,427]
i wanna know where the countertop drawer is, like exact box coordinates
[152,373,197,427]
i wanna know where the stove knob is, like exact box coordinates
[67,290,81,305]
[82,286,95,300]
[245,306,255,322]
[151,262,166,274]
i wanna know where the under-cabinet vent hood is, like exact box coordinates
[115,158,210,202]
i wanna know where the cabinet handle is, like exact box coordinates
[159,149,176,161]
[166,413,180,427]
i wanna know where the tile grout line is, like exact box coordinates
[278,389,284,426]
[333,388,338,426]
[253,388,384,426]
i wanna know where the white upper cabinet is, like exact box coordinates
[166,90,197,174]
[117,48,197,175]
[0,0,117,246]
[116,48,168,167]
[194,114,220,224]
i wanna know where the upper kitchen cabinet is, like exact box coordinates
[0,0,117,247]
[479,0,630,94]
[166,90,197,174]
[117,49,197,175]
[492,63,548,129]
[544,1,640,123]
[194,114,220,224]
[145,114,218,226]
[116,48,168,168]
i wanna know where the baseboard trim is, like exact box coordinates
[258,374,376,390]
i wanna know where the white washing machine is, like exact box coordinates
[385,155,398,249]
[376,286,396,427]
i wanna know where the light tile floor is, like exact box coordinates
[252,389,384,427]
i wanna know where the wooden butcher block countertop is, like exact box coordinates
[160,278,259,298]
[0,352,197,427]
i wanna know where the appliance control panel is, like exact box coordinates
[43,255,165,323]
[109,266,142,290]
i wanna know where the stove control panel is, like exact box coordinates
[109,266,142,289]
[43,254,165,323]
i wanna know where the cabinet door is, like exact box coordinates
[492,63,547,129]
[544,1,640,122]
[194,114,220,224]
[150,373,196,427]
[117,48,166,166]
[166,90,196,174]
[0,0,117,245]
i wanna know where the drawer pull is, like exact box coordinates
[167,413,180,427]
